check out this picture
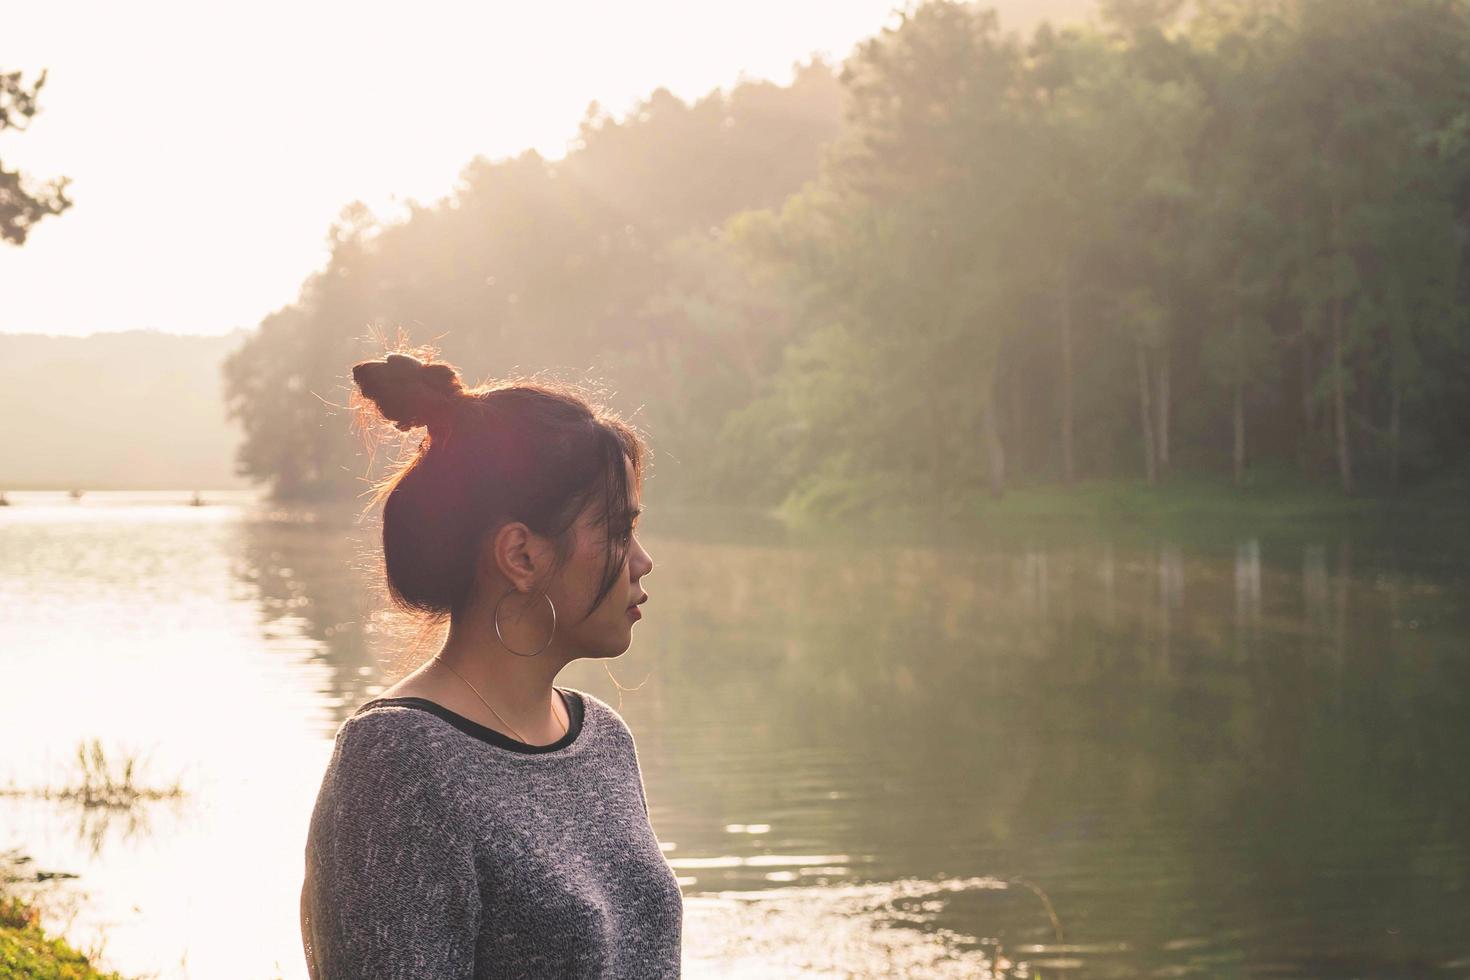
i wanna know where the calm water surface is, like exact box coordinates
[1,491,1468,978]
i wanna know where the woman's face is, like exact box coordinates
[553,455,652,661]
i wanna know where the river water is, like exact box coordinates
[2,490,1467,978]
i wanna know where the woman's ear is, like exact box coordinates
[485,522,544,592]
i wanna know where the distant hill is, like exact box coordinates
[0,329,254,491]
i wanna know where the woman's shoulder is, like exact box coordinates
[341,695,456,738]
[560,688,633,736]
[326,698,474,776]
[558,688,645,767]
[313,702,485,826]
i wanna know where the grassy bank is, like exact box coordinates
[963,468,1470,533]
[968,473,1384,524]
[772,464,1470,545]
[0,894,126,980]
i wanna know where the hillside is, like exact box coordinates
[0,329,253,491]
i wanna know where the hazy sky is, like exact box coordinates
[1,0,908,337]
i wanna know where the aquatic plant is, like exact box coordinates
[0,739,185,808]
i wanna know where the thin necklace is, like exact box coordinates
[431,655,567,744]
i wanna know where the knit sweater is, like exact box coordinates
[300,688,683,979]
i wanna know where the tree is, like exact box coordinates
[223,68,845,501]
[803,2,1027,501]
[1016,23,1110,484]
[0,70,71,245]
[222,0,1470,510]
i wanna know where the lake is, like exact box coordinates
[2,490,1468,978]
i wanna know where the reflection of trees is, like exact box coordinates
[589,522,1470,975]
[231,501,434,728]
[221,495,1470,970]
[1234,538,1262,653]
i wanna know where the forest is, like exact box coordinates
[223,0,1470,515]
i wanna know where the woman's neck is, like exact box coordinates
[375,625,570,743]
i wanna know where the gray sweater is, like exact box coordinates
[300,688,683,978]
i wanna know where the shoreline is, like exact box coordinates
[0,891,128,980]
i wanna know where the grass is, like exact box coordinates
[961,468,1470,555]
[773,462,1470,547]
[1,739,185,810]
[0,739,186,980]
[967,472,1381,524]
[1,859,128,980]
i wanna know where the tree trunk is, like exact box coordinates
[1233,380,1245,488]
[928,393,945,510]
[1331,193,1353,495]
[1009,360,1024,481]
[1389,384,1401,493]
[1157,344,1171,477]
[1059,255,1076,485]
[1300,318,1315,467]
[1137,343,1157,486]
[982,375,1006,500]
[1234,315,1246,488]
[1331,290,1352,495]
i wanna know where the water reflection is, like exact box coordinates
[232,502,387,724]
[570,524,1470,977]
[1234,538,1261,645]
[3,494,1468,977]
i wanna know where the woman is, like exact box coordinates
[300,351,683,978]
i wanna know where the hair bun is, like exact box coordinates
[352,352,465,433]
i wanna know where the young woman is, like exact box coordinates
[300,351,683,978]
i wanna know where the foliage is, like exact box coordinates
[223,61,842,502]
[0,69,72,245]
[0,896,127,980]
[1,855,127,980]
[223,3,1470,516]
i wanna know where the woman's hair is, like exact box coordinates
[350,349,647,629]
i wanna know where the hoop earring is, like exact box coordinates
[494,589,557,657]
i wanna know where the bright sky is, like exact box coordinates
[0,0,903,338]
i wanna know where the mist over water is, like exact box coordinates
[3,492,1467,977]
